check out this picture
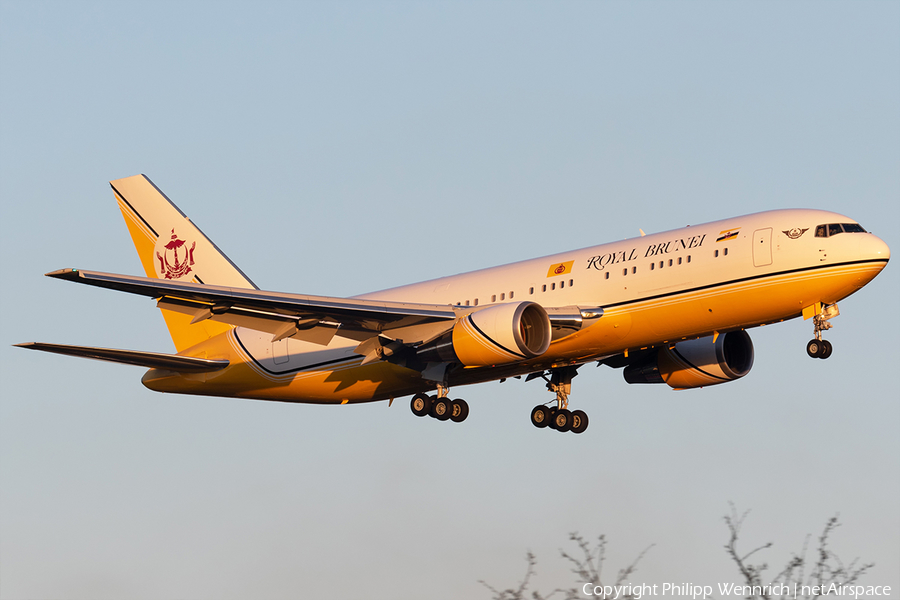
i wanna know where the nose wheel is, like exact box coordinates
[806,303,839,359]
[806,338,833,359]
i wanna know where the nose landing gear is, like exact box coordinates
[806,338,833,359]
[806,303,839,359]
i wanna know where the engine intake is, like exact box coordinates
[623,330,754,389]
[417,301,551,367]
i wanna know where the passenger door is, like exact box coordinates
[752,228,773,267]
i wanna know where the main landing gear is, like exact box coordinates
[529,366,588,434]
[806,303,839,359]
[410,385,469,423]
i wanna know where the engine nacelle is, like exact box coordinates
[417,301,552,367]
[623,330,754,389]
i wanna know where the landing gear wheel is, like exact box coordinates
[547,408,559,430]
[431,397,452,421]
[820,339,833,359]
[410,393,432,417]
[806,339,823,358]
[450,399,469,423]
[570,410,589,434]
[530,405,551,428]
[552,409,572,432]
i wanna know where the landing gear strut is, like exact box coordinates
[806,303,838,359]
[409,385,469,423]
[529,366,588,434]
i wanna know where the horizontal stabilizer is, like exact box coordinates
[14,342,229,373]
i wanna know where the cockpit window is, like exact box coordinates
[815,223,868,237]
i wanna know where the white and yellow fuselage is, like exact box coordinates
[138,208,889,404]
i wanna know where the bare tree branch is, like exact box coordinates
[481,533,651,600]
[723,505,875,600]
[482,507,874,600]
[480,551,538,600]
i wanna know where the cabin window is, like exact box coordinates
[529,287,534,295]
[542,284,547,292]
[678,257,682,265]
[605,272,610,280]
[491,294,496,302]
[650,263,655,271]
[465,300,470,306]
[623,268,627,276]
[687,255,691,263]
[632,266,637,274]
[569,279,573,287]
[668,259,673,267]
[715,249,719,257]
[724,247,728,256]
[560,280,565,289]
[659,260,663,268]
[509,291,514,299]
[474,298,479,306]
[551,282,556,290]
[500,293,505,301]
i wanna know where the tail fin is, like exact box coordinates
[111,174,257,352]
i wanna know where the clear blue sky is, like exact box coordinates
[1,2,898,599]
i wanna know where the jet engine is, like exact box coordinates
[416,301,551,367]
[623,330,754,389]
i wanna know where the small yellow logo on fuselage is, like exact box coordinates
[547,261,574,277]
[716,228,741,243]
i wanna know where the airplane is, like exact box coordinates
[16,175,891,434]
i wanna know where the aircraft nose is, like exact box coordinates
[865,233,891,263]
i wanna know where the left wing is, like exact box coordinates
[46,268,462,347]
[45,269,604,366]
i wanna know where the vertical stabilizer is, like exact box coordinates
[111,174,257,352]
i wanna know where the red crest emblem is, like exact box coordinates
[155,228,196,280]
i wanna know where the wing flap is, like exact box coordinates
[14,342,229,372]
[157,297,342,345]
